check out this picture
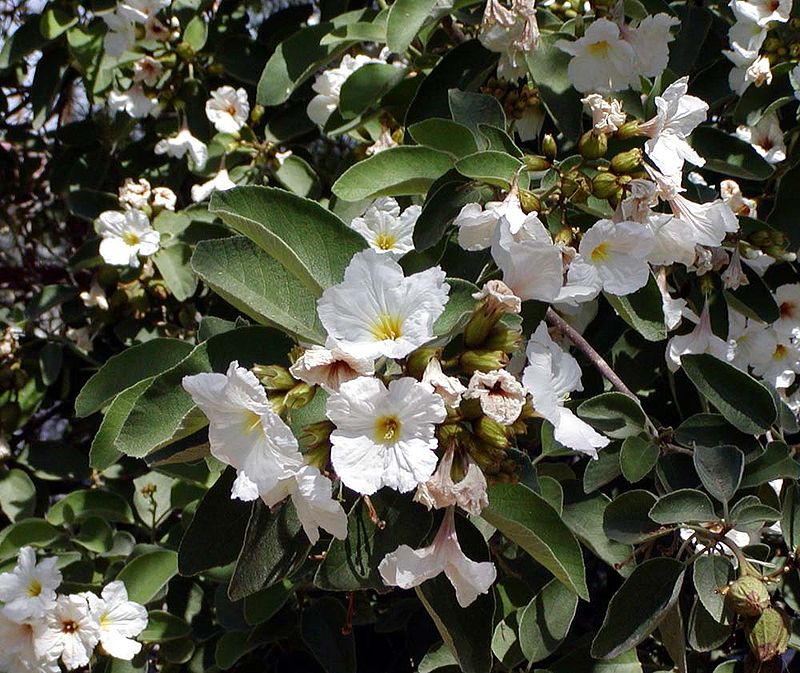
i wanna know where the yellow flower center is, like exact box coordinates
[374,233,397,251]
[242,410,262,433]
[26,580,41,597]
[589,40,610,57]
[774,344,787,360]
[375,415,401,443]
[590,241,611,262]
[100,613,111,628]
[123,232,141,246]
[370,314,403,341]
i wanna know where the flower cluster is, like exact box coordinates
[0,548,147,673]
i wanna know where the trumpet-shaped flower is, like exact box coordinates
[34,595,100,670]
[748,328,800,389]
[348,197,420,256]
[415,444,488,516]
[379,507,496,607]
[774,284,800,337]
[729,0,791,26]
[479,0,539,80]
[317,250,449,360]
[85,582,147,661]
[0,547,61,622]
[97,209,160,267]
[289,343,375,393]
[190,168,236,202]
[205,86,249,134]
[327,376,446,494]
[133,56,162,87]
[102,10,135,56]
[117,0,170,23]
[307,53,386,126]
[108,85,160,118]
[421,358,466,407]
[463,369,526,425]
[581,94,626,135]
[155,128,208,169]
[576,219,655,295]
[666,305,729,371]
[736,111,786,164]
[623,14,679,78]
[0,613,59,673]
[522,324,609,457]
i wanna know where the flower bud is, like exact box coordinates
[482,325,523,352]
[518,188,541,213]
[561,170,591,202]
[253,365,296,391]
[473,416,511,450]
[523,155,551,171]
[578,130,608,159]
[746,606,790,662]
[726,576,771,617]
[610,148,643,174]
[406,347,442,379]
[748,229,773,247]
[592,172,620,199]
[542,134,557,160]
[175,41,195,61]
[251,104,265,124]
[459,349,509,374]
[284,383,316,410]
[615,120,643,139]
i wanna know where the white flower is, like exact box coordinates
[366,128,398,155]
[736,111,786,164]
[108,85,160,118]
[644,213,697,267]
[34,594,100,670]
[85,581,147,660]
[66,327,93,353]
[581,94,625,135]
[576,219,654,295]
[721,179,758,218]
[102,10,135,56]
[289,343,375,393]
[117,0,170,23]
[522,324,609,457]
[623,13,679,78]
[749,328,800,389]
[0,547,60,622]
[97,209,160,267]
[190,168,236,202]
[307,53,385,126]
[728,18,767,53]
[472,280,522,315]
[118,177,151,210]
[746,55,773,88]
[414,444,488,516]
[317,250,449,360]
[725,42,761,94]
[553,252,603,306]
[463,369,526,425]
[0,612,59,673]
[479,0,539,80]
[421,358,466,406]
[556,19,638,93]
[152,186,176,211]
[80,279,109,311]
[288,465,348,544]
[656,272,688,331]
[773,284,800,337]
[205,86,249,134]
[729,0,791,25]
[791,63,800,101]
[638,76,708,177]
[666,304,729,371]
[155,128,208,169]
[133,56,163,87]
[454,201,505,251]
[379,507,496,607]
[327,376,446,495]
[348,197,420,256]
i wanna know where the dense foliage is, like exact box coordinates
[3,0,800,670]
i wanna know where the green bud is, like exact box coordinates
[764,36,781,52]
[542,134,557,160]
[726,576,770,617]
[518,188,541,213]
[252,364,296,391]
[523,155,551,171]
[405,347,441,379]
[615,120,643,140]
[578,130,608,159]
[592,172,620,199]
[561,170,592,202]
[482,325,523,352]
[474,416,511,450]
[284,383,316,409]
[610,148,643,174]
[459,349,509,374]
[251,104,265,124]
[175,41,195,60]
[746,606,790,662]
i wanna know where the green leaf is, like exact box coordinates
[47,490,134,526]
[320,21,388,45]
[604,273,667,342]
[39,8,78,38]
[66,189,119,221]
[244,579,293,625]
[0,17,50,69]
[274,154,321,199]
[518,580,578,663]
[741,440,800,487]
[674,413,762,457]
[301,597,357,673]
[30,47,66,128]
[216,631,258,670]
[209,186,366,294]
[591,558,685,659]
[524,34,583,143]
[408,119,479,158]
[448,91,506,143]
[183,15,208,51]
[620,436,660,483]
[649,489,717,525]
[692,555,733,622]
[153,243,197,302]
[76,338,193,418]
[0,519,63,559]
[681,354,776,435]
[693,444,744,504]
[725,263,780,324]
[687,596,732,652]
[116,550,178,604]
[315,490,433,591]
[338,63,405,119]
[690,127,774,181]
[481,483,588,600]
[413,172,482,251]
[433,279,480,337]
[192,236,326,343]
[140,610,192,643]
[332,146,454,201]
[90,380,149,470]
[478,124,523,157]
[0,469,36,522]
[577,392,647,439]
[386,0,437,52]
[781,482,800,552]
[256,12,364,105]
[229,501,309,600]
[178,468,251,575]
[455,151,524,188]
[603,490,664,544]
[74,517,113,553]
[770,162,800,244]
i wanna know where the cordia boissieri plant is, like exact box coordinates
[2,0,800,669]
